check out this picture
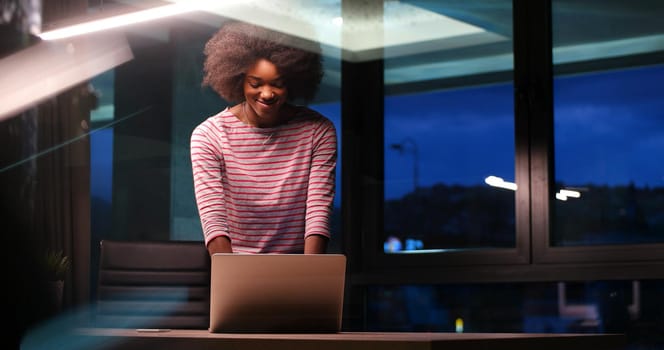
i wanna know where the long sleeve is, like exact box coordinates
[190,120,229,246]
[305,118,337,239]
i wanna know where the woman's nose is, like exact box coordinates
[261,89,275,99]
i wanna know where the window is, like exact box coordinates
[353,0,664,270]
[384,84,515,253]
[530,0,664,264]
[551,0,664,247]
[370,1,527,268]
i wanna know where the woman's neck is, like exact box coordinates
[236,101,295,128]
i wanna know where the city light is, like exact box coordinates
[556,188,582,201]
[484,175,517,191]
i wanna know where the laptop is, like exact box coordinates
[208,253,346,333]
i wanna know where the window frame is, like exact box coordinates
[343,0,664,285]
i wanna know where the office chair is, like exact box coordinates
[95,239,210,329]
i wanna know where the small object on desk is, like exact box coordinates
[455,317,464,333]
[136,329,171,333]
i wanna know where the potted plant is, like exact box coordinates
[44,249,71,312]
[45,249,71,281]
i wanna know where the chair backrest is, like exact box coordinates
[95,240,210,329]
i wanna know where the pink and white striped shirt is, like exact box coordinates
[190,106,337,253]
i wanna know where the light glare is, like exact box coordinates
[38,0,238,40]
[39,4,191,40]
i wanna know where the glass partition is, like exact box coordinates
[80,3,345,249]
[1,1,346,302]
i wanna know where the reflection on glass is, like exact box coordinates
[552,0,664,246]
[76,5,345,247]
[366,279,660,346]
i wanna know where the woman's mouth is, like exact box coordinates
[257,98,277,106]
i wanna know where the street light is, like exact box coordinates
[390,137,419,192]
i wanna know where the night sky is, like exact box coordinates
[554,65,664,188]
[313,64,664,200]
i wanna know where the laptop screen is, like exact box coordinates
[208,253,346,333]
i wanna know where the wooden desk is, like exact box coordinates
[72,328,626,350]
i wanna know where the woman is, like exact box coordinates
[191,21,337,256]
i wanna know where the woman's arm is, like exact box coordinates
[191,120,232,255]
[304,117,337,253]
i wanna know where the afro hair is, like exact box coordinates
[202,21,324,104]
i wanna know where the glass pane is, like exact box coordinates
[83,5,345,250]
[366,279,664,348]
[0,1,345,275]
[383,1,515,253]
[552,1,664,246]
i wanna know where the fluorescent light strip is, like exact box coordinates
[38,1,217,40]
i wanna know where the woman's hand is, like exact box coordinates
[207,236,232,255]
[304,234,328,254]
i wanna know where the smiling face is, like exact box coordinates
[242,58,289,127]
